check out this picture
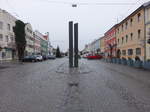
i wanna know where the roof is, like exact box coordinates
[117,1,150,27]
[105,24,119,35]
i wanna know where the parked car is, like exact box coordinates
[35,55,43,61]
[42,55,48,60]
[87,54,103,60]
[47,55,56,59]
[22,55,37,62]
[82,54,88,58]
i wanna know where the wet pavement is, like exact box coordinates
[0,58,150,112]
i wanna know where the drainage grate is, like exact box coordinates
[68,83,79,87]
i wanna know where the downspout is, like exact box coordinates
[144,8,147,62]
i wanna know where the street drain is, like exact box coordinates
[68,83,79,87]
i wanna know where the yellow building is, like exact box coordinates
[100,36,105,54]
[145,5,150,60]
[116,2,150,61]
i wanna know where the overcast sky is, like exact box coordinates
[0,0,149,51]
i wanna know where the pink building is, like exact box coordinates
[33,30,42,54]
[104,24,118,58]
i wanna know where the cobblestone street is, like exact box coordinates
[0,58,150,112]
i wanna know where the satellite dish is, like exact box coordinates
[72,4,77,7]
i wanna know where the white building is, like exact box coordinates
[0,9,17,61]
[25,23,34,56]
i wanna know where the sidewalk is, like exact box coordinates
[0,60,21,69]
[100,61,150,86]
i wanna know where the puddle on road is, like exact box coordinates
[55,72,85,112]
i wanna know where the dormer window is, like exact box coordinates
[138,13,141,22]
[118,28,119,34]
[122,24,124,31]
[130,18,133,26]
[125,22,128,29]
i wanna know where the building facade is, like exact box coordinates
[25,23,34,56]
[104,25,117,58]
[40,35,48,55]
[145,3,150,61]
[116,4,147,61]
[33,30,42,55]
[100,36,105,54]
[90,39,101,54]
[0,9,17,61]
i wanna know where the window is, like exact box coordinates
[27,28,32,34]
[0,34,3,41]
[128,49,133,55]
[122,50,126,55]
[149,47,150,57]
[7,24,11,31]
[126,35,128,43]
[122,24,124,31]
[122,37,124,44]
[136,48,141,55]
[118,39,119,44]
[130,33,133,40]
[138,29,141,39]
[138,13,141,22]
[0,21,3,30]
[125,22,128,29]
[118,28,119,34]
[5,35,9,42]
[10,36,14,42]
[130,18,133,26]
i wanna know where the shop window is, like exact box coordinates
[136,48,141,55]
[122,50,126,55]
[128,49,133,55]
[2,52,6,58]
